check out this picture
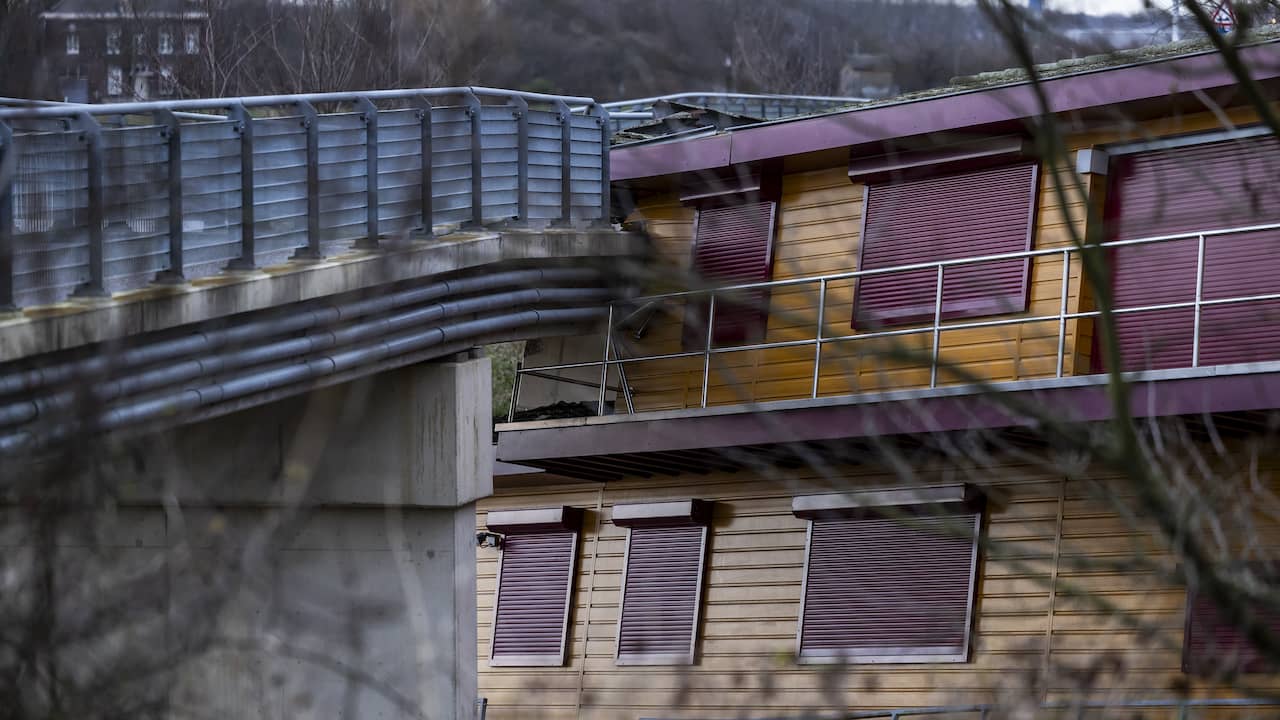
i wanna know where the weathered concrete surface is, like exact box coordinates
[0,227,643,363]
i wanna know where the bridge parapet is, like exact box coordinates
[0,87,610,309]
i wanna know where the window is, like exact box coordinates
[851,161,1038,329]
[486,507,583,666]
[133,72,150,100]
[158,29,173,55]
[1183,569,1280,675]
[106,27,121,55]
[185,26,199,54]
[66,26,79,55]
[134,32,146,55]
[793,486,982,664]
[612,500,713,665]
[679,164,781,348]
[159,67,175,96]
[106,66,123,96]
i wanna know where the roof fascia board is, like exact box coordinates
[612,42,1280,181]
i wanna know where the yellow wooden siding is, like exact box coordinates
[477,463,1280,719]
[615,160,1093,413]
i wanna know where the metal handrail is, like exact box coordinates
[640,696,1280,720]
[0,86,610,309]
[510,221,1280,418]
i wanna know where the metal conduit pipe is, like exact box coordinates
[0,267,602,399]
[0,305,606,454]
[0,285,613,428]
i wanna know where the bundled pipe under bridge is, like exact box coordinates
[0,88,611,309]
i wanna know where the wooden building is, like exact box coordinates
[480,39,1280,719]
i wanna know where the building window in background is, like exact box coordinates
[106,27,121,55]
[66,25,79,55]
[134,33,145,55]
[107,66,123,96]
[185,27,199,54]
[159,30,173,55]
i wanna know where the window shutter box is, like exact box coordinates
[1105,135,1280,371]
[613,500,713,665]
[487,507,582,666]
[853,163,1037,328]
[1183,583,1280,676]
[793,488,980,663]
[684,201,778,347]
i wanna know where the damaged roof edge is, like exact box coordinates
[611,38,1280,181]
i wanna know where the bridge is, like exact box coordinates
[0,88,639,718]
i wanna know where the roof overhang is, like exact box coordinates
[612,41,1280,182]
[495,364,1280,480]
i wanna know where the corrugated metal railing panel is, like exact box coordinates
[102,124,169,293]
[480,105,518,223]
[251,115,308,266]
[179,119,242,279]
[376,109,424,236]
[526,109,563,221]
[317,112,368,254]
[569,114,603,220]
[0,88,607,308]
[431,106,473,227]
[12,129,89,306]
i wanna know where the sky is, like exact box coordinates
[1046,0,1154,14]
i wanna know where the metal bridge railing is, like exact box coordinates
[509,221,1280,420]
[640,697,1280,720]
[0,87,610,309]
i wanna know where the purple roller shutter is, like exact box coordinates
[798,514,979,662]
[685,201,777,347]
[1105,135,1280,371]
[853,163,1037,328]
[490,529,577,666]
[1183,587,1280,675]
[616,523,708,664]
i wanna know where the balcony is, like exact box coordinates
[497,223,1280,477]
[0,87,610,309]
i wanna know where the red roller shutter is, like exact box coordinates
[685,201,777,347]
[487,508,581,667]
[853,163,1037,328]
[612,500,712,665]
[1183,585,1280,675]
[798,513,980,663]
[1105,135,1280,371]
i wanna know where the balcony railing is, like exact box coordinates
[0,87,610,309]
[508,222,1280,421]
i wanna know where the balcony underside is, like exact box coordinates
[495,363,1280,481]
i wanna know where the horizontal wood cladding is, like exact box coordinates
[614,163,1090,412]
[476,463,1280,718]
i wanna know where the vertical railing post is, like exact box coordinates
[552,99,573,225]
[73,112,107,298]
[0,120,16,311]
[292,100,322,261]
[354,96,379,249]
[510,95,529,226]
[226,104,256,270]
[929,264,944,388]
[462,90,484,229]
[1192,232,1206,367]
[507,359,523,423]
[1055,248,1070,377]
[701,293,716,408]
[153,109,184,283]
[414,96,434,237]
[588,102,610,227]
[812,278,826,398]
[598,304,614,416]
